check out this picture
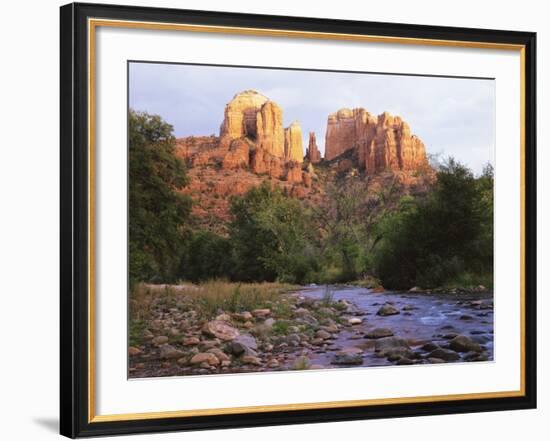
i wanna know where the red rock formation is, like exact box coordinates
[250,148,285,179]
[305,132,322,163]
[325,109,360,161]
[284,162,303,184]
[256,101,285,157]
[219,90,269,148]
[324,108,427,174]
[222,139,250,169]
[284,121,304,162]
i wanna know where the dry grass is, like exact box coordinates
[129,280,297,320]
[184,280,295,317]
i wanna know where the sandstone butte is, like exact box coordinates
[174,90,431,228]
[324,108,428,174]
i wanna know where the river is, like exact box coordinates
[292,286,494,368]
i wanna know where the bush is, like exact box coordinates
[180,231,233,282]
[373,158,493,289]
[229,183,319,284]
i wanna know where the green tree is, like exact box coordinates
[313,175,404,282]
[180,231,233,282]
[129,110,191,284]
[373,158,493,288]
[229,183,317,283]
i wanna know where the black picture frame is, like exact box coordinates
[60,2,537,438]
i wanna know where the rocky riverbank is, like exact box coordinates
[128,284,493,378]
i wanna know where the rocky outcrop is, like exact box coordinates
[219,90,269,147]
[256,101,285,157]
[305,132,321,163]
[216,90,304,170]
[250,148,285,179]
[284,121,304,162]
[325,108,361,161]
[324,108,427,174]
[221,139,250,169]
[284,162,303,184]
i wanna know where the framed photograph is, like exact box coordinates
[60,2,537,438]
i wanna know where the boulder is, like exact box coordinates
[190,352,220,366]
[315,329,332,340]
[159,344,185,360]
[251,308,271,319]
[128,346,142,356]
[215,313,232,322]
[182,336,200,346]
[421,342,440,352]
[206,348,230,363]
[152,335,169,346]
[376,304,400,316]
[202,320,240,341]
[365,328,394,339]
[331,348,363,365]
[427,348,460,362]
[228,334,258,356]
[449,335,483,353]
[374,337,412,359]
[241,355,262,366]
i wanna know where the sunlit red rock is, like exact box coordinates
[305,132,322,163]
[325,108,427,174]
[284,121,304,163]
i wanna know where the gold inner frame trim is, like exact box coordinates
[87,17,527,424]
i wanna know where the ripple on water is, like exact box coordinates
[419,312,447,325]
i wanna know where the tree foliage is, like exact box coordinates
[129,110,191,284]
[373,158,494,288]
[229,183,317,284]
[179,231,233,282]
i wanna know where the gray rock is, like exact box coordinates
[228,334,258,356]
[331,348,363,365]
[376,304,400,316]
[449,335,482,353]
[427,348,460,361]
[365,328,394,339]
[152,336,169,346]
[421,342,440,352]
[315,329,332,340]
[375,337,410,354]
[159,344,185,360]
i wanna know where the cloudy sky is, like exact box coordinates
[129,62,495,175]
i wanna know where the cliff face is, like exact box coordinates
[324,108,427,174]
[256,101,285,157]
[284,121,304,163]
